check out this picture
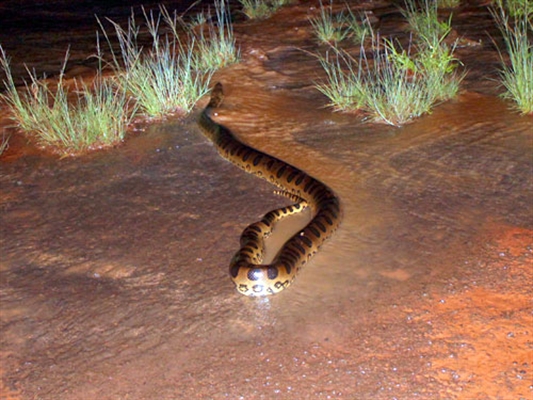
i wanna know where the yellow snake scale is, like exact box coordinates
[199,83,341,296]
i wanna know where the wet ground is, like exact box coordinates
[1,1,532,399]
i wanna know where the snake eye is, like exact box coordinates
[247,268,263,281]
[267,266,279,280]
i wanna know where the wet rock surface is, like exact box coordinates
[1,1,532,399]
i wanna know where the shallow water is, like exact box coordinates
[1,1,532,399]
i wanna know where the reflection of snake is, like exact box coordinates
[199,83,341,296]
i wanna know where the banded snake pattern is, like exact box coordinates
[199,83,341,296]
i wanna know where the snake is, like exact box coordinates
[199,83,341,296]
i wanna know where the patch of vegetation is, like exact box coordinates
[0,132,9,155]
[437,0,461,8]
[344,9,372,44]
[238,0,291,19]
[100,8,210,118]
[402,0,453,48]
[369,39,461,125]
[492,2,533,114]
[239,0,272,19]
[317,40,461,125]
[309,0,350,44]
[98,0,238,118]
[396,1,461,102]
[0,0,240,154]
[494,0,533,18]
[309,1,372,45]
[315,1,462,125]
[0,47,135,155]
[316,51,366,111]
[189,0,240,72]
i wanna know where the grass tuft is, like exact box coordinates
[315,51,366,111]
[492,3,533,114]
[402,0,453,49]
[437,0,461,8]
[238,0,291,20]
[0,132,9,155]
[0,46,135,155]
[495,0,533,18]
[309,1,372,45]
[190,0,240,71]
[315,0,463,126]
[99,0,237,118]
[344,9,372,45]
[309,0,349,44]
[365,38,461,125]
[239,0,273,19]
[99,7,212,118]
[0,1,239,154]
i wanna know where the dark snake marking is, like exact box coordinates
[199,83,341,296]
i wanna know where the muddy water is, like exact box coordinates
[1,1,532,399]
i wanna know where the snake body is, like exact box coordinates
[199,83,341,296]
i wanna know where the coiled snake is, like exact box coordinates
[199,83,341,296]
